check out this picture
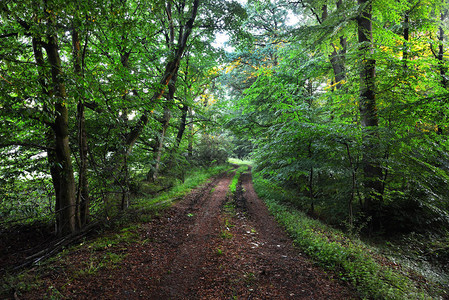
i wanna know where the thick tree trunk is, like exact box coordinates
[329,35,347,89]
[46,131,62,232]
[33,36,59,231]
[32,5,76,235]
[45,33,77,235]
[357,0,383,227]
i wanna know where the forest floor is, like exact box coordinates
[2,169,359,299]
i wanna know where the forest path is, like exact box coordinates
[22,169,358,299]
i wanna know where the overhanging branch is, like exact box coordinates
[0,142,54,151]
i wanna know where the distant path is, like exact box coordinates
[22,169,358,299]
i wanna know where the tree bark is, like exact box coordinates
[44,30,77,235]
[438,10,448,89]
[330,35,347,90]
[153,106,172,181]
[319,2,347,90]
[357,0,383,227]
[31,3,76,235]
[307,142,314,214]
[72,28,90,228]
[403,12,410,69]
[32,34,71,235]
[188,107,194,158]
[124,0,200,155]
[175,104,189,150]
[173,53,191,152]
[437,10,448,134]
[151,1,178,181]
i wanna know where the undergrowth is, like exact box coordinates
[132,165,230,214]
[252,172,442,299]
[1,164,231,299]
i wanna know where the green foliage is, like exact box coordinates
[0,0,245,231]
[89,226,139,251]
[191,133,232,166]
[1,0,449,295]
[131,164,230,213]
[220,228,234,239]
[215,247,224,256]
[0,176,54,225]
[228,157,253,166]
[221,0,449,237]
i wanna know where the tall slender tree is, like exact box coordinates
[356,0,383,225]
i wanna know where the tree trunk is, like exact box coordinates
[403,12,410,69]
[153,67,177,180]
[72,28,90,228]
[357,0,383,228]
[123,0,200,155]
[46,131,62,233]
[329,35,347,90]
[320,2,347,90]
[153,107,172,181]
[32,33,75,235]
[45,32,77,235]
[438,10,448,89]
[344,142,355,229]
[175,104,189,150]
[437,10,448,134]
[188,107,194,158]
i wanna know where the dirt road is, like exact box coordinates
[21,169,358,299]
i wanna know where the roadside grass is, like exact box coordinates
[222,164,249,219]
[227,157,251,198]
[219,162,250,248]
[1,164,231,299]
[252,172,441,300]
[131,165,230,217]
[228,165,248,196]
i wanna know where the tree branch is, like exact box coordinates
[0,142,54,151]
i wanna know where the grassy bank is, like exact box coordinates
[131,164,230,213]
[252,172,444,299]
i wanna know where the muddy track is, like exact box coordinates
[19,169,358,299]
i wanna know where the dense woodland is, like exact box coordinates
[223,0,449,234]
[1,0,247,235]
[1,0,449,279]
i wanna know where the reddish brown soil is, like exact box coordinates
[10,170,359,299]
